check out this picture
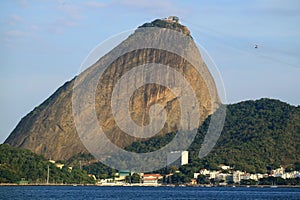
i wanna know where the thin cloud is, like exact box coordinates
[120,0,172,9]
[47,18,79,34]
[56,18,78,27]
[49,1,85,34]
[3,30,28,46]
[18,0,29,8]
[118,0,189,17]
[7,15,24,26]
[84,1,107,8]
[5,30,28,37]
[11,15,24,22]
[253,0,300,16]
[57,3,84,20]
[30,24,40,32]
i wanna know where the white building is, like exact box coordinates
[250,173,265,181]
[240,172,251,181]
[271,167,285,176]
[194,169,220,179]
[233,171,243,183]
[218,164,231,170]
[200,169,210,175]
[193,173,200,179]
[294,172,300,178]
[167,151,188,167]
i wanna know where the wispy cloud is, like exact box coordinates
[47,18,79,34]
[120,0,171,9]
[17,0,29,8]
[5,30,28,37]
[84,1,107,8]
[2,29,29,46]
[42,1,86,34]
[30,24,39,31]
[252,0,300,16]
[118,0,189,16]
[7,15,24,26]
[11,15,24,22]
[57,3,84,20]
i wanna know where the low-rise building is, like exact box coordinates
[271,167,285,176]
[190,178,197,185]
[143,174,163,185]
[208,171,219,179]
[162,16,180,23]
[219,164,231,170]
[216,173,232,183]
[49,159,55,164]
[118,170,131,180]
[241,172,251,180]
[55,163,64,169]
[233,171,242,183]
[249,173,264,181]
[193,172,200,179]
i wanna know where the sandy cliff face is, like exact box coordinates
[5,19,220,160]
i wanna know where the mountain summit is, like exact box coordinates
[139,16,190,36]
[5,18,219,160]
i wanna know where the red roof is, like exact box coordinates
[143,174,163,180]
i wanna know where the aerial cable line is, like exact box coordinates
[182,19,299,69]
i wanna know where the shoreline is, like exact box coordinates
[0,183,300,188]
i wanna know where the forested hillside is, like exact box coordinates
[0,144,94,184]
[1,98,299,182]
[126,98,300,173]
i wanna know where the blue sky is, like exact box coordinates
[0,0,299,143]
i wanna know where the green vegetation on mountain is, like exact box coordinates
[0,144,94,184]
[1,98,299,184]
[83,161,117,180]
[139,18,190,36]
[124,132,176,153]
[125,98,300,174]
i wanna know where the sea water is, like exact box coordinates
[0,186,299,200]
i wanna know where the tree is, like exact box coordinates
[125,173,142,184]
[0,168,19,183]
[171,172,190,185]
[0,144,95,184]
[169,166,178,174]
[196,175,207,184]
[259,177,286,185]
[240,179,257,185]
[131,173,141,183]
[294,162,300,171]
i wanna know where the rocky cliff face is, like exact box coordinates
[5,18,220,160]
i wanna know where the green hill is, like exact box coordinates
[0,144,94,184]
[125,98,300,174]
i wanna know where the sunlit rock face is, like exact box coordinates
[5,18,220,160]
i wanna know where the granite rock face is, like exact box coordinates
[5,18,220,160]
